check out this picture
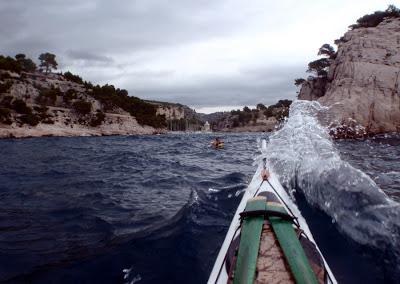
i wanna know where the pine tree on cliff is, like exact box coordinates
[307,44,336,78]
[38,53,58,74]
[295,43,336,87]
[294,78,306,86]
[318,44,336,59]
[15,54,36,72]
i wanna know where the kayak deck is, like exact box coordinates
[208,163,337,284]
[224,192,326,284]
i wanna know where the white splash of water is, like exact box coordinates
[122,267,142,284]
[122,267,132,280]
[259,100,400,255]
[234,189,244,197]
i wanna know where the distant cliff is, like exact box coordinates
[208,100,292,132]
[298,6,400,137]
[0,54,167,138]
[147,100,204,131]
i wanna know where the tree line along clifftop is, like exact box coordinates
[0,52,166,129]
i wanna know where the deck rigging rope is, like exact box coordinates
[265,179,300,228]
[262,158,300,228]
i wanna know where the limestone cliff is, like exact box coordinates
[0,71,164,138]
[299,17,400,136]
[148,101,204,131]
[155,103,185,120]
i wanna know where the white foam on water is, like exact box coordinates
[259,100,400,258]
[122,266,142,284]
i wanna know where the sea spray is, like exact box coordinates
[259,100,400,275]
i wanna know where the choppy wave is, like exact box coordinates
[1,128,399,283]
[261,100,400,278]
[0,134,257,283]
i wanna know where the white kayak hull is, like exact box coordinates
[208,140,337,284]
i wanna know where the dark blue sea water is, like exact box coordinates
[0,133,399,283]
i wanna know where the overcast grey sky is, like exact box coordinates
[0,0,394,113]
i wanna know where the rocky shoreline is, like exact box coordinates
[0,109,165,139]
[0,122,163,139]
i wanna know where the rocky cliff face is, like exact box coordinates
[0,71,163,138]
[297,77,327,101]
[148,101,205,131]
[156,105,185,120]
[299,17,400,136]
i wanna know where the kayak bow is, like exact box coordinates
[208,139,337,284]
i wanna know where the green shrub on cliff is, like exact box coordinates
[64,71,84,84]
[63,89,78,104]
[318,44,336,59]
[294,78,306,86]
[15,54,36,72]
[73,99,92,115]
[0,56,21,73]
[0,108,12,124]
[89,84,166,128]
[33,106,52,123]
[11,99,32,114]
[264,107,273,118]
[9,99,42,126]
[83,81,94,89]
[263,100,292,119]
[19,113,40,126]
[350,5,400,30]
[0,96,13,108]
[304,43,336,82]
[229,108,254,126]
[36,87,61,106]
[90,111,105,127]
[72,100,92,115]
[257,104,267,111]
[307,58,331,76]
[273,99,292,108]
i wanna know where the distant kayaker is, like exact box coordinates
[211,137,224,148]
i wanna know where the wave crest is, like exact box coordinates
[260,100,400,271]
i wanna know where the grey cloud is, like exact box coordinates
[0,0,307,109]
[66,50,114,64]
[0,0,245,77]
[129,64,305,107]
[0,0,238,56]
[127,69,175,78]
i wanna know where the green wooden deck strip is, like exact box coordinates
[233,197,266,284]
[268,205,319,284]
